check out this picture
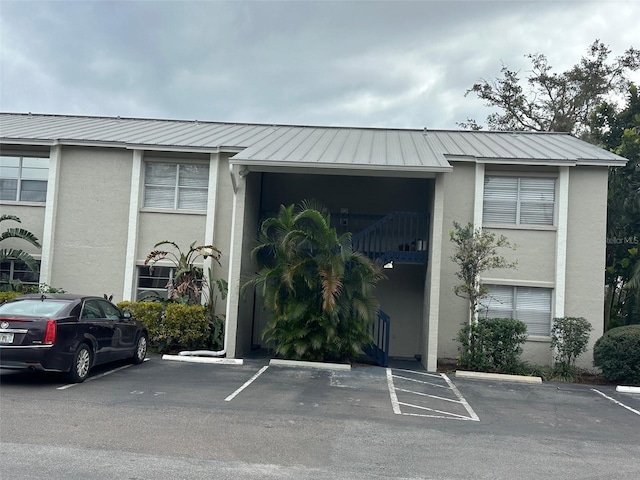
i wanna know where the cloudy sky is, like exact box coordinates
[1,0,639,130]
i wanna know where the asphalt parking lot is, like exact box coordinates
[2,354,638,428]
[1,355,639,479]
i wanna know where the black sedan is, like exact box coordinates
[0,294,148,382]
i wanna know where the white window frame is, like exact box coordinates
[480,285,553,337]
[483,175,556,227]
[143,161,209,211]
[0,155,49,203]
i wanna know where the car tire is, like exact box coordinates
[67,344,92,383]
[132,333,148,364]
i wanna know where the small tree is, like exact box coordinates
[450,222,516,325]
[551,317,593,368]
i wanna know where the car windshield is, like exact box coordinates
[0,299,71,317]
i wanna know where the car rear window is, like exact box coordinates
[0,299,71,317]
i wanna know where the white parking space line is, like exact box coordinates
[56,358,150,390]
[592,388,640,417]
[442,373,480,421]
[397,401,475,420]
[386,368,479,421]
[393,368,442,379]
[395,387,465,404]
[386,368,401,414]
[225,365,269,402]
[392,374,451,389]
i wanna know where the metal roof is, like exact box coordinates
[0,113,627,171]
[426,130,626,166]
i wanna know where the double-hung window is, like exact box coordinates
[143,162,209,211]
[0,156,49,202]
[481,285,552,336]
[483,176,555,226]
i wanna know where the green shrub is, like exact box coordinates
[551,317,593,367]
[593,325,640,385]
[118,301,220,353]
[118,301,164,340]
[0,291,22,305]
[161,303,208,352]
[457,318,527,373]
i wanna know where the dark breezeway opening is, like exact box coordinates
[242,171,435,363]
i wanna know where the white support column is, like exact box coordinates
[473,162,485,229]
[122,150,143,301]
[424,172,445,372]
[39,144,61,286]
[224,164,247,358]
[554,167,570,318]
[203,153,220,287]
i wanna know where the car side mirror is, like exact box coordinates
[122,311,132,319]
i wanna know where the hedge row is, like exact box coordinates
[118,301,218,353]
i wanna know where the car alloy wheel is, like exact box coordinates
[67,344,92,383]
[76,347,90,378]
[133,334,147,364]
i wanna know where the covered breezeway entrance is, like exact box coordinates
[254,172,433,361]
[225,168,445,370]
[221,125,451,371]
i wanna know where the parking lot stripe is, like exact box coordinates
[397,401,475,420]
[392,374,451,389]
[225,365,269,402]
[592,388,640,417]
[395,387,465,404]
[442,373,480,421]
[393,368,442,379]
[386,368,401,414]
[56,363,137,390]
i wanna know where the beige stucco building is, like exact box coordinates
[0,113,626,370]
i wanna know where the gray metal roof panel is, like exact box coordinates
[426,130,626,164]
[0,113,626,169]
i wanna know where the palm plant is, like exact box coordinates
[246,200,384,362]
[0,215,42,274]
[144,241,222,305]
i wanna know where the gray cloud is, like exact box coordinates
[1,0,639,129]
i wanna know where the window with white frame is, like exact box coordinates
[0,259,40,287]
[483,176,555,226]
[143,162,209,211]
[481,285,552,336]
[0,156,49,202]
